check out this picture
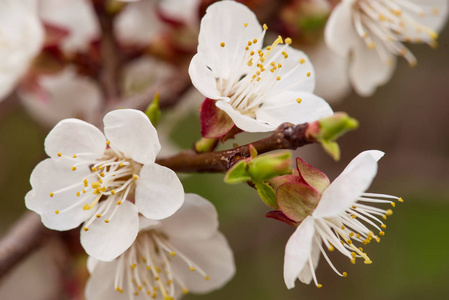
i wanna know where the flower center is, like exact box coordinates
[50,143,141,230]
[307,193,403,288]
[218,24,309,117]
[351,0,440,66]
[113,230,210,299]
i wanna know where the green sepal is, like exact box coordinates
[321,140,340,161]
[224,160,251,184]
[247,151,292,181]
[145,93,161,127]
[254,180,278,209]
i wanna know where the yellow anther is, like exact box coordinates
[204,276,210,281]
[351,258,356,264]
[341,225,345,230]
[328,244,334,251]
[398,197,404,202]
[98,165,104,170]
[253,38,257,43]
[111,190,116,195]
[352,205,357,209]
[379,231,385,236]
[138,286,142,291]
[220,42,225,47]
[278,63,282,68]
[307,72,311,77]
[72,154,77,158]
[100,172,105,177]
[84,227,89,232]
[250,50,254,55]
[99,179,103,183]
[364,260,372,264]
[183,288,189,294]
[72,166,77,171]
[352,215,356,219]
[92,182,100,188]
[105,219,110,223]
[343,272,348,277]
[276,76,281,81]
[351,252,356,257]
[117,200,122,205]
[432,8,440,16]
[382,215,387,220]
[57,152,62,157]
[96,214,101,218]
[169,251,176,256]
[386,209,393,216]
[247,41,252,46]
[55,210,59,214]
[131,264,137,269]
[356,234,360,238]
[368,42,375,49]
[263,24,268,30]
[296,98,302,103]
[257,77,261,81]
[349,232,354,237]
[133,174,139,180]
[299,58,305,64]
[285,37,292,45]
[134,292,139,296]
[378,14,386,21]
[76,192,80,197]
[189,267,195,271]
[317,284,322,288]
[106,140,110,146]
[147,266,151,270]
[50,192,54,197]
[119,162,124,167]
[391,201,396,207]
[91,167,97,172]
[84,179,88,186]
[244,23,248,27]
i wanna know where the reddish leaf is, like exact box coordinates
[200,98,235,138]
[276,182,320,223]
[265,210,298,227]
[295,157,330,194]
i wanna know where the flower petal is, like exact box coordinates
[284,216,315,289]
[266,46,316,96]
[324,2,359,57]
[256,91,333,127]
[44,118,106,159]
[85,260,125,300]
[170,232,235,293]
[297,240,321,284]
[314,150,384,218]
[188,53,224,100]
[81,200,139,261]
[86,256,98,274]
[25,158,95,230]
[103,109,161,164]
[161,193,218,240]
[349,39,396,97]
[215,100,274,132]
[135,163,184,220]
[197,1,262,80]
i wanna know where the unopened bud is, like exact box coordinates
[248,151,291,181]
[145,93,161,127]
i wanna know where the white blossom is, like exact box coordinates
[85,194,235,300]
[25,109,184,261]
[325,0,448,96]
[189,1,333,133]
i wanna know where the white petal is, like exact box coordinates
[85,260,126,300]
[170,232,235,293]
[159,0,200,27]
[314,150,384,218]
[19,67,102,128]
[135,163,184,220]
[44,118,106,159]
[256,91,333,127]
[103,109,161,164]
[408,0,448,32]
[284,216,315,289]
[349,39,396,97]
[161,194,218,240]
[25,158,95,230]
[197,1,262,79]
[297,238,321,284]
[215,100,275,132]
[38,0,99,52]
[188,53,223,100]
[266,46,316,96]
[0,0,43,100]
[324,2,359,57]
[81,201,139,261]
[86,256,98,274]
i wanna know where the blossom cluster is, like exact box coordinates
[0,0,445,299]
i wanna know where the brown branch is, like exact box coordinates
[156,122,315,173]
[0,212,51,279]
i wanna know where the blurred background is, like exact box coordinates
[1,0,448,299]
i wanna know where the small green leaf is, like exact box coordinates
[224,161,251,184]
[321,140,340,161]
[254,180,278,209]
[248,151,291,181]
[145,93,161,127]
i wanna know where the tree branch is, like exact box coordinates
[156,122,315,173]
[0,212,51,279]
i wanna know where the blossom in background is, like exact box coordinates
[19,67,102,128]
[0,0,44,100]
[25,109,184,261]
[85,194,235,300]
[325,0,448,96]
[270,151,402,288]
[189,1,333,136]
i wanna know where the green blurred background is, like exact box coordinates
[1,8,449,300]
